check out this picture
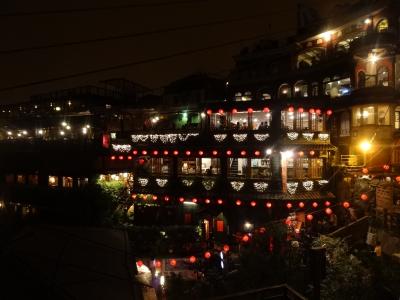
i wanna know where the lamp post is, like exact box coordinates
[359,140,372,166]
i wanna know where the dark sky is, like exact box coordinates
[0,0,350,103]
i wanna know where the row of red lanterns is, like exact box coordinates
[362,165,393,174]
[206,108,332,115]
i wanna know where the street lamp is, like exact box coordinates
[359,140,371,166]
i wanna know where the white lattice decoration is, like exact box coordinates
[156,178,168,187]
[178,133,199,141]
[302,180,314,191]
[182,179,194,187]
[131,134,149,142]
[167,134,177,143]
[318,133,329,141]
[287,132,299,140]
[150,134,159,143]
[230,181,245,191]
[302,133,314,141]
[202,179,215,191]
[233,134,247,142]
[253,182,268,192]
[318,180,329,185]
[131,135,141,143]
[287,182,298,194]
[254,133,269,141]
[214,134,227,142]
[138,177,149,187]
[111,144,131,152]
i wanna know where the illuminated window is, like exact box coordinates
[48,176,58,187]
[251,158,271,178]
[278,83,291,98]
[294,80,308,97]
[340,112,350,136]
[62,176,73,188]
[363,106,375,124]
[377,66,389,86]
[395,106,400,129]
[377,106,389,125]
[179,158,198,175]
[252,111,272,130]
[376,18,389,32]
[77,178,89,187]
[311,82,319,96]
[201,158,220,175]
[228,158,248,177]
[230,111,249,130]
[16,175,26,184]
[261,93,271,100]
[150,158,171,174]
[216,220,224,232]
[352,107,362,126]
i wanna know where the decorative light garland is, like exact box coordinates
[178,133,199,141]
[287,132,299,140]
[253,182,268,192]
[166,134,177,143]
[318,133,329,141]
[287,182,298,194]
[233,134,247,142]
[156,178,168,187]
[317,179,329,185]
[182,179,194,187]
[214,134,227,142]
[150,134,159,143]
[138,177,149,187]
[302,180,314,191]
[302,133,314,141]
[230,181,245,191]
[111,144,132,152]
[254,133,269,141]
[202,179,215,191]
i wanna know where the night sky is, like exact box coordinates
[0,0,351,103]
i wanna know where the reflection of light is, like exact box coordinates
[183,201,197,206]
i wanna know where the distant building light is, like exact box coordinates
[55,106,61,111]
[369,53,379,64]
[66,125,71,130]
[38,129,43,135]
[266,149,272,155]
[22,130,27,135]
[7,131,12,135]
[322,31,332,42]
[60,130,65,136]
[86,124,90,128]
[17,133,21,137]
[61,121,67,127]
[364,18,372,25]
[82,127,88,134]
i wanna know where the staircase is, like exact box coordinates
[229,158,239,177]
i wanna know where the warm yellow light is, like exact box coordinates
[364,18,372,25]
[322,31,332,42]
[360,141,372,152]
[369,53,378,63]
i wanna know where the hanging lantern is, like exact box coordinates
[118,155,124,160]
[236,200,242,206]
[298,151,304,157]
[153,150,158,156]
[288,106,294,112]
[218,109,224,115]
[298,107,304,113]
[326,109,333,116]
[173,150,179,155]
[226,150,232,156]
[343,201,350,208]
[204,251,211,259]
[163,150,169,155]
[232,108,238,114]
[325,208,333,215]
[263,107,270,113]
[205,199,211,204]
[396,176,400,182]
[309,150,315,156]
[362,168,369,174]
[206,109,212,115]
[127,156,133,160]
[164,196,170,201]
[266,202,272,208]
[132,150,138,155]
[312,202,318,208]
[254,150,261,156]
[179,197,185,203]
[185,150,191,156]
[137,260,143,267]
[198,150,204,156]
[240,150,246,156]
[138,158,145,165]
[142,150,147,155]
[242,234,250,242]
[360,193,368,201]
[223,244,230,252]
[299,202,305,208]
[152,195,158,201]
[110,155,116,160]
[325,201,331,207]
[212,150,218,156]
[383,164,390,171]
[315,109,321,115]
[192,198,197,203]
[247,108,254,113]
[217,199,223,205]
[170,259,177,267]
[306,214,313,221]
[189,256,196,263]
[286,203,293,209]
[309,108,315,114]
[155,260,162,268]
[250,201,257,207]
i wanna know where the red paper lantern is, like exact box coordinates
[142,150,147,155]
[298,107,304,113]
[312,202,318,208]
[170,259,177,267]
[266,202,272,208]
[110,155,116,160]
[118,155,124,160]
[309,150,315,156]
[198,150,204,156]
[226,150,232,156]
[173,150,179,155]
[155,260,162,268]
[286,203,293,209]
[185,150,191,156]
[205,199,211,204]
[309,108,315,114]
[288,106,294,112]
[254,150,261,156]
[189,256,196,263]
[204,251,211,259]
[396,176,400,182]
[137,260,143,267]
[247,108,254,113]
[315,109,321,115]
[263,107,270,113]
[325,201,331,207]
[132,150,138,155]
[299,202,305,208]
[138,158,145,165]
[153,150,158,155]
[152,195,158,201]
[236,200,242,206]
[127,156,132,160]
[250,201,257,207]
[232,108,238,114]
[306,214,313,221]
[164,196,170,201]
[218,109,224,115]
[360,193,368,201]
[192,198,197,203]
[242,235,250,242]
[383,164,390,171]
[179,197,185,203]
[223,244,230,252]
[326,109,333,116]
[343,201,350,208]
[212,150,218,156]
[163,150,169,155]
[325,208,333,215]
[240,150,247,156]
[217,199,223,205]
[206,109,212,115]
[362,168,369,174]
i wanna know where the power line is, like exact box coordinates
[0,31,295,92]
[0,0,208,17]
[0,10,294,55]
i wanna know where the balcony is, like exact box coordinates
[282,131,331,145]
[350,31,397,55]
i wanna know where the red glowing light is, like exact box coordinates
[236,200,242,206]
[362,168,369,174]
[212,150,218,156]
[189,256,196,263]
[306,214,313,221]
[153,150,158,155]
[312,202,318,208]
[254,150,261,156]
[288,106,294,112]
[164,196,170,201]
[170,259,177,267]
[206,109,212,115]
[309,108,315,114]
[325,208,333,215]
[163,150,169,155]
[286,203,293,209]
[155,260,162,268]
[179,197,185,203]
[185,150,191,156]
[137,260,143,267]
[142,150,147,155]
[240,150,246,156]
[192,198,197,203]
[118,155,124,160]
[250,201,257,207]
[315,109,321,115]
[247,108,254,113]
[132,150,138,155]
[325,201,331,207]
[242,235,250,242]
[263,107,270,113]
[360,193,368,201]
[205,199,211,204]
[218,109,224,115]
[343,201,350,208]
[223,244,230,252]
[298,107,304,113]
[173,150,179,155]
[383,164,390,170]
[309,150,315,156]
[232,108,238,114]
[299,202,305,208]
[204,251,211,259]
[198,150,204,156]
[298,151,304,157]
[396,176,400,182]
[110,156,116,160]
[226,150,232,155]
[326,109,333,116]
[131,194,137,199]
[152,195,158,201]
[217,199,223,205]
[266,202,272,208]
[127,156,132,160]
